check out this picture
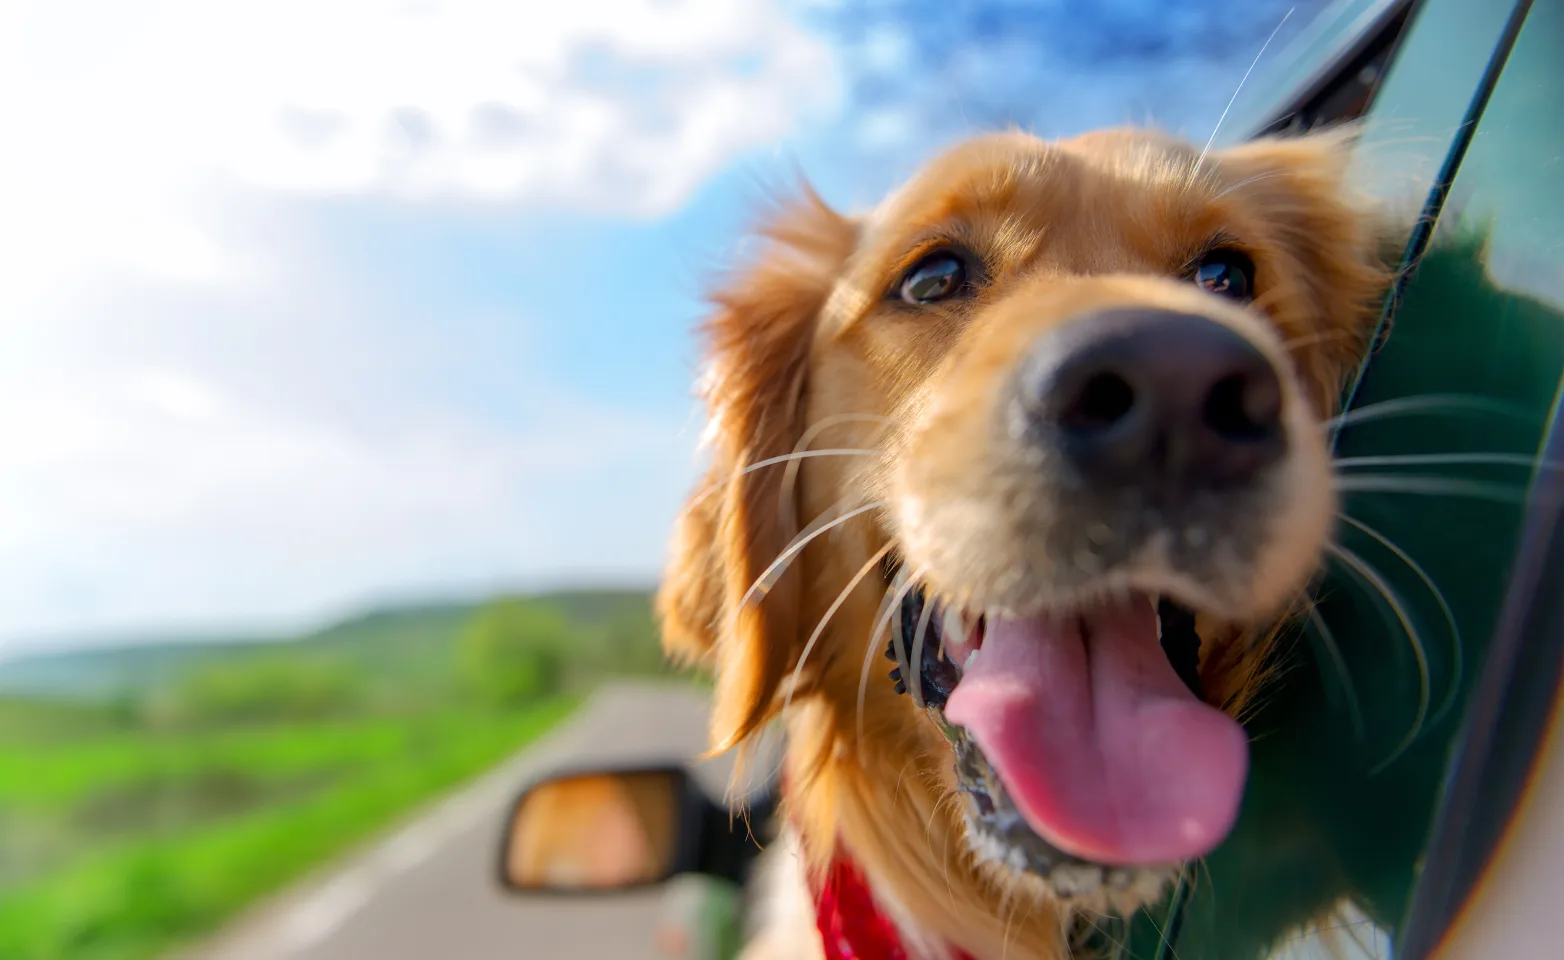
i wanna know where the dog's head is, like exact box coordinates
[658,127,1388,946]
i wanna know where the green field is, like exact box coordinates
[0,589,665,960]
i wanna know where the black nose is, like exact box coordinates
[1018,308,1286,491]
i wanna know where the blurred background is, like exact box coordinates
[0,1,1326,957]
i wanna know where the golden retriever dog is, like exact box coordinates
[656,125,1389,959]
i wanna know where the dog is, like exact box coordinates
[656,125,1390,959]
[507,772,678,890]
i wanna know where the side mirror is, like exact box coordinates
[497,764,773,894]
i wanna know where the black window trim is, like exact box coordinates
[1347,0,1537,395]
[1233,0,1421,143]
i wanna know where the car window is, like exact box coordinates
[1281,0,1555,939]
[1216,0,1413,146]
[1100,2,1557,958]
[1344,0,1539,232]
[1370,2,1564,954]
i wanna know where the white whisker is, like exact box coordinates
[1210,168,1289,201]
[909,584,938,709]
[1327,542,1431,773]
[781,413,896,528]
[784,543,893,718]
[686,448,881,512]
[1335,451,1554,471]
[1336,475,1525,504]
[857,569,924,755]
[1322,393,1531,434]
[1306,603,1365,739]
[1337,512,1463,727]
[739,500,885,611]
[1190,7,1294,184]
[1141,902,1184,960]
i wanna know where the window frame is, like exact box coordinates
[1235,2,1559,958]
[1223,0,1422,145]
[1347,1,1559,955]
[1253,0,1420,139]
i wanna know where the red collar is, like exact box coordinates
[810,851,975,960]
[780,769,975,960]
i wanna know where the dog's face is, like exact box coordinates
[659,127,1387,945]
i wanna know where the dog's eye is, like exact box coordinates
[899,253,967,304]
[1193,250,1255,302]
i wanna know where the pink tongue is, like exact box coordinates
[943,598,1248,865]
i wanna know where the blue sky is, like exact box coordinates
[0,0,1322,651]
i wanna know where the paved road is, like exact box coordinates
[177,681,757,960]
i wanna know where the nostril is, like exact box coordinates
[1022,308,1290,490]
[1061,371,1136,434]
[1202,369,1282,441]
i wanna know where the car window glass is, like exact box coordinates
[1217,0,1409,143]
[1345,0,1532,226]
[1316,0,1564,947]
[1374,3,1564,951]
[1106,2,1557,958]
[1443,2,1564,310]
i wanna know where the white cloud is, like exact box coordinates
[0,297,697,643]
[0,0,838,646]
[0,0,841,294]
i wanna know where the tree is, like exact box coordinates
[457,599,569,706]
[167,654,361,725]
[597,608,668,675]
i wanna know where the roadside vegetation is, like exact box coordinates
[0,589,672,960]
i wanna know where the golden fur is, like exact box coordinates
[658,126,1390,959]
[506,772,678,889]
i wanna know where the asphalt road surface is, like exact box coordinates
[176,681,750,960]
[172,679,1395,960]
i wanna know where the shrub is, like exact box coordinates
[456,599,569,706]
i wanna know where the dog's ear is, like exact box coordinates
[1216,127,1393,408]
[657,185,858,754]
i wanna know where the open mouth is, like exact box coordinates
[882,560,1249,896]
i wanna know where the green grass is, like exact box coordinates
[0,587,669,958]
[0,697,580,960]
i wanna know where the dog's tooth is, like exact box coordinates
[963,648,981,671]
[943,606,967,648]
[1151,593,1163,640]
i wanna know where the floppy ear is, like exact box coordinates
[656,185,858,754]
[1217,127,1394,408]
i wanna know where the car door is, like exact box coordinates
[1108,1,1564,957]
